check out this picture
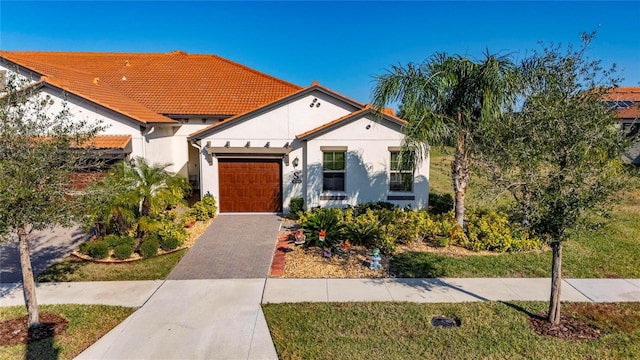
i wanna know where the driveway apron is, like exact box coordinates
[77,215,282,359]
[168,214,281,279]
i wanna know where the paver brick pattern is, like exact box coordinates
[168,214,281,279]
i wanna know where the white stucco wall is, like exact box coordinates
[198,89,361,210]
[41,87,146,158]
[197,92,429,213]
[4,76,215,177]
[304,114,429,210]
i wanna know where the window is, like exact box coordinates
[323,151,345,191]
[390,151,413,192]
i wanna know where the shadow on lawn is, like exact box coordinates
[26,326,60,360]
[390,251,452,278]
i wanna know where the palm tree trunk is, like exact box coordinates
[18,226,40,328]
[548,241,563,324]
[452,130,469,227]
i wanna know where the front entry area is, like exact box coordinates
[218,159,282,212]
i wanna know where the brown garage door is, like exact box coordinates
[218,159,282,213]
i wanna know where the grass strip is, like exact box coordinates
[0,304,134,360]
[263,302,640,360]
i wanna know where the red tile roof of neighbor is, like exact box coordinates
[603,87,640,101]
[84,135,132,149]
[0,51,302,123]
[616,104,640,119]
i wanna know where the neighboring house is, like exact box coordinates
[604,87,640,165]
[0,51,429,213]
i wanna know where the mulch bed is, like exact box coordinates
[528,313,601,340]
[0,312,69,346]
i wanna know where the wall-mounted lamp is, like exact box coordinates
[292,157,299,167]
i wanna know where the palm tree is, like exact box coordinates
[372,52,515,226]
[118,157,190,217]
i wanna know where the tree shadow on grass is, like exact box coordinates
[26,327,60,360]
[35,259,84,283]
[390,251,451,278]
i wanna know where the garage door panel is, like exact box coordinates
[218,159,282,212]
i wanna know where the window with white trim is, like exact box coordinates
[323,151,345,191]
[390,151,413,192]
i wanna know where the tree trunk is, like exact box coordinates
[548,241,563,324]
[18,226,40,328]
[452,129,469,228]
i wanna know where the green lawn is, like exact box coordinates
[394,152,640,278]
[36,249,186,282]
[0,304,134,360]
[263,302,640,360]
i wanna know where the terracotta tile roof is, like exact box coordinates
[603,87,640,101]
[296,104,407,140]
[616,104,640,119]
[0,50,301,121]
[80,135,132,149]
[189,82,365,139]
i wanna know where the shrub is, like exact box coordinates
[158,220,187,246]
[140,237,159,258]
[344,209,382,247]
[103,234,135,249]
[288,197,304,220]
[428,191,454,215]
[459,210,543,252]
[160,236,181,251]
[113,243,134,260]
[187,196,217,221]
[351,201,395,216]
[78,241,93,255]
[87,241,109,259]
[298,208,343,248]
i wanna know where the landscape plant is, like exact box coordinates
[0,73,103,328]
[372,52,516,226]
[477,32,635,324]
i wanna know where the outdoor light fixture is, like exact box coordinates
[292,157,299,167]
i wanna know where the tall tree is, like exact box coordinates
[0,74,102,328]
[478,33,633,324]
[372,53,515,226]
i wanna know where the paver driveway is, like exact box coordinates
[168,214,281,279]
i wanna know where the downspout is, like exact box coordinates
[141,126,156,159]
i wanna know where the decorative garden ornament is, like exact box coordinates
[370,248,382,270]
[294,229,306,245]
[319,230,326,242]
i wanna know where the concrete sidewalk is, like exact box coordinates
[262,278,640,303]
[76,279,276,360]
[0,281,163,308]
[1,277,639,360]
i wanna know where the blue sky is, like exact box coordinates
[2,1,639,104]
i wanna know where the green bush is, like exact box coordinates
[428,192,454,215]
[140,237,159,258]
[103,234,135,249]
[459,210,543,252]
[187,196,217,221]
[288,197,304,220]
[160,236,181,251]
[87,241,109,259]
[351,201,395,216]
[344,209,382,247]
[113,243,134,260]
[78,241,93,255]
[158,220,187,246]
[298,208,344,248]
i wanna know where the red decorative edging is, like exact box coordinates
[270,232,291,277]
